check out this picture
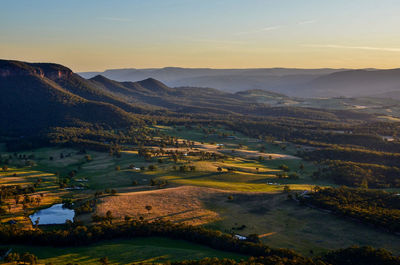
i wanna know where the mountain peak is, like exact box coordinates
[136,78,173,93]
[90,74,113,82]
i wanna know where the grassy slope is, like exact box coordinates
[203,193,400,256]
[151,126,324,192]
[0,166,65,226]
[27,147,153,190]
[3,237,247,264]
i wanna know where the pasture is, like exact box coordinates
[95,186,400,256]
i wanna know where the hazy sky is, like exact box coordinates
[1,0,400,71]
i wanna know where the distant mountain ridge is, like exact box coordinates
[79,67,345,94]
[79,67,400,98]
[80,67,345,80]
[295,68,400,98]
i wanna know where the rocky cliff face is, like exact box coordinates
[0,60,73,80]
[31,63,73,80]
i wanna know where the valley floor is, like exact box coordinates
[1,125,399,263]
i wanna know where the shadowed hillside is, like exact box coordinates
[0,60,140,135]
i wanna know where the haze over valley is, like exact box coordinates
[79,67,400,98]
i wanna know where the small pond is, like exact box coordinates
[29,204,75,225]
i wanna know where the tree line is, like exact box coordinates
[315,160,400,188]
[1,220,399,265]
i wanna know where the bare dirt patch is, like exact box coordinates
[193,142,299,160]
[96,186,229,225]
[220,149,299,160]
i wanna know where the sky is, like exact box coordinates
[1,0,400,72]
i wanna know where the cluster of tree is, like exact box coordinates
[188,151,226,161]
[1,154,36,169]
[1,152,35,162]
[170,246,400,265]
[302,147,400,188]
[174,165,196,172]
[74,198,97,215]
[299,187,400,232]
[317,160,400,188]
[295,132,400,153]
[351,121,400,137]
[149,178,168,187]
[4,251,38,264]
[276,172,299,180]
[303,147,400,167]
[0,185,40,214]
[1,196,44,216]
[219,117,400,154]
[320,246,400,265]
[0,185,35,201]
[48,126,194,153]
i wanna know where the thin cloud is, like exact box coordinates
[304,44,400,52]
[98,17,132,22]
[189,38,248,44]
[298,20,316,25]
[235,20,316,36]
[235,25,282,35]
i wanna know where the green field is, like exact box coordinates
[7,147,159,191]
[3,237,247,264]
[2,125,320,193]
[203,194,400,256]
[158,171,316,192]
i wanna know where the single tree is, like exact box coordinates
[106,210,113,222]
[99,256,109,265]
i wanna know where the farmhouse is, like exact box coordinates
[234,234,247,240]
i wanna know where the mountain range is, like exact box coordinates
[79,67,343,95]
[80,67,400,98]
[2,59,376,136]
